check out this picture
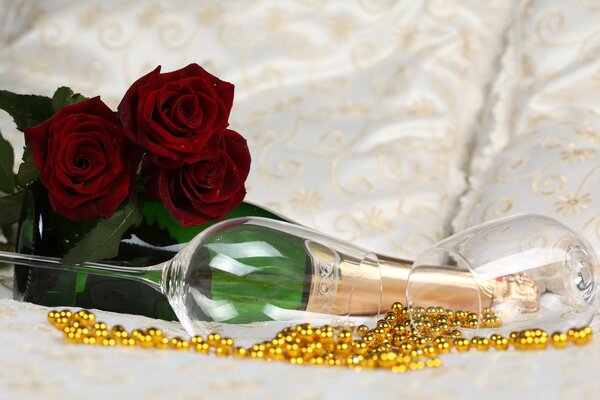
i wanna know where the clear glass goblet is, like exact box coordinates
[1,214,597,339]
[406,214,599,336]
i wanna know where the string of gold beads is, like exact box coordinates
[46,303,593,373]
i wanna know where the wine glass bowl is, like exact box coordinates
[162,217,382,336]
[406,214,599,336]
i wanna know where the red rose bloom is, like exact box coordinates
[144,129,250,226]
[117,63,234,168]
[24,97,140,221]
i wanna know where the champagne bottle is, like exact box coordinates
[14,181,289,321]
[15,182,494,323]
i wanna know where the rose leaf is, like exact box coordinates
[0,190,25,226]
[51,87,87,113]
[16,146,39,189]
[0,90,54,131]
[63,200,143,264]
[0,130,15,194]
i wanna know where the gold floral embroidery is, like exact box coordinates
[290,189,324,213]
[405,98,439,117]
[196,3,223,24]
[560,144,596,163]
[555,192,592,215]
[262,7,288,32]
[327,15,355,44]
[361,208,392,232]
[78,5,102,27]
[394,24,419,50]
[138,5,164,26]
[340,101,370,116]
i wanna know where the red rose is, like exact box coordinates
[117,64,234,168]
[144,129,250,226]
[24,97,140,221]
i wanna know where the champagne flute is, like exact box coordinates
[406,214,599,336]
[0,217,388,336]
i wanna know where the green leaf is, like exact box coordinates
[0,191,25,226]
[16,146,39,188]
[0,130,15,194]
[0,90,54,131]
[51,87,87,112]
[63,200,143,264]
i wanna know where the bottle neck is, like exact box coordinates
[378,255,492,314]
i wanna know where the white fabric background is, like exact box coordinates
[2,0,600,399]
[454,0,600,253]
[0,0,514,258]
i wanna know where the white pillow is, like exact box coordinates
[454,0,600,254]
[0,0,515,257]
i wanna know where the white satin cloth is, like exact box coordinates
[1,1,600,399]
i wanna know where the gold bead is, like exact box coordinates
[131,329,146,339]
[570,327,593,346]
[453,338,471,352]
[194,342,210,354]
[435,341,451,354]
[398,342,413,354]
[425,307,438,317]
[215,346,232,357]
[110,325,128,339]
[384,312,398,323]
[47,310,58,323]
[232,347,247,358]
[376,321,392,332]
[337,330,353,344]
[154,336,170,350]
[119,337,136,347]
[170,337,190,351]
[52,316,71,330]
[137,334,154,348]
[392,323,409,336]
[356,325,369,338]
[377,351,398,368]
[190,336,204,345]
[146,327,163,338]
[64,331,84,344]
[454,310,467,321]
[412,337,428,349]
[101,338,117,346]
[426,358,442,368]
[471,337,490,351]
[449,329,462,339]
[391,302,404,314]
[91,322,109,338]
[82,335,97,345]
[465,319,479,329]
[72,310,95,326]
[391,364,408,373]
[207,333,222,347]
[352,340,369,355]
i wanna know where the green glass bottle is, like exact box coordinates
[14,181,289,321]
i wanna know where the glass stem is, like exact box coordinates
[0,251,165,293]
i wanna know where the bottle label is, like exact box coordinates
[304,241,340,314]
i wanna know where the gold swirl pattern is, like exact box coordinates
[456,0,600,259]
[0,0,514,262]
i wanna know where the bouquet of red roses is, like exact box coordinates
[0,64,250,262]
